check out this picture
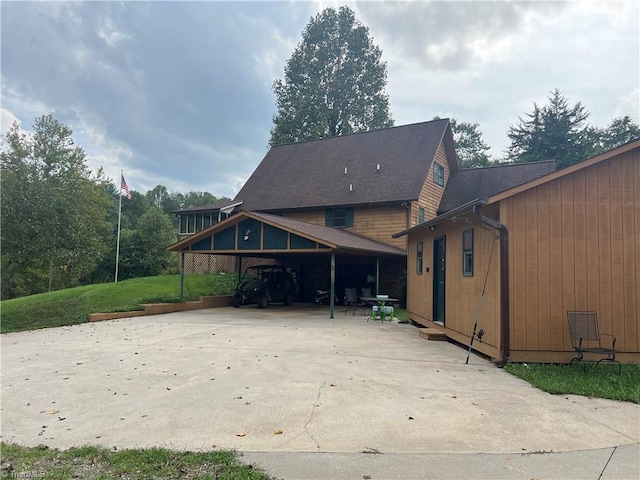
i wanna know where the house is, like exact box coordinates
[394,140,640,364]
[168,118,555,319]
[169,119,464,307]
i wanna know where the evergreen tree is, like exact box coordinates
[506,89,590,168]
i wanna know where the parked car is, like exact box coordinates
[232,265,297,308]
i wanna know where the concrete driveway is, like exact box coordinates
[2,305,639,479]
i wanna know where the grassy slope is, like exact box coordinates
[0,274,236,334]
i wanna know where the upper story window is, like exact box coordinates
[325,208,354,228]
[179,213,218,235]
[433,162,445,186]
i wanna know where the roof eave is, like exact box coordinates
[393,198,487,238]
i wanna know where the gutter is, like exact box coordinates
[473,204,510,367]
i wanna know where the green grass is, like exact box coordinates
[505,362,640,403]
[0,274,236,334]
[0,443,272,480]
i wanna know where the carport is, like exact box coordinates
[166,211,407,318]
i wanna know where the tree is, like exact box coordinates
[436,118,492,168]
[117,207,177,279]
[506,89,591,168]
[270,6,393,146]
[182,191,230,209]
[1,116,111,298]
[586,115,640,155]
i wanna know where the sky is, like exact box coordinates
[1,1,638,200]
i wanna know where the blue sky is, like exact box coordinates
[2,1,638,199]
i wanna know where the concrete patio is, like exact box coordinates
[1,305,638,479]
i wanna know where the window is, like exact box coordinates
[179,213,218,235]
[433,163,445,186]
[418,206,425,224]
[416,241,423,275]
[325,208,354,228]
[462,229,474,276]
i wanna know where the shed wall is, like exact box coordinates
[503,148,639,360]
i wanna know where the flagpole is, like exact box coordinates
[115,170,123,283]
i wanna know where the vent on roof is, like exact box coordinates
[349,183,353,192]
[376,164,380,173]
[344,166,348,175]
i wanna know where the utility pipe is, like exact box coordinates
[473,205,510,367]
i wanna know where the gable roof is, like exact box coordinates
[167,211,406,257]
[438,160,556,213]
[486,138,640,204]
[394,139,640,239]
[233,119,456,211]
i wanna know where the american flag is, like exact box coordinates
[121,174,131,199]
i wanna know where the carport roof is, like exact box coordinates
[167,211,407,257]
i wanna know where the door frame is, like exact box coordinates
[432,235,446,325]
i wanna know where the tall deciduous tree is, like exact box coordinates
[1,115,111,298]
[270,6,393,145]
[506,89,591,168]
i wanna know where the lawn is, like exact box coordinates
[0,274,236,334]
[505,362,640,404]
[0,443,271,480]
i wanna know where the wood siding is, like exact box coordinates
[406,213,501,358]
[413,143,450,222]
[284,205,409,250]
[503,148,639,358]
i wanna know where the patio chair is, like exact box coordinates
[344,288,362,316]
[567,310,621,374]
[360,288,373,316]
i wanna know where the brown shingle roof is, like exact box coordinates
[166,211,406,257]
[234,119,454,211]
[437,161,556,213]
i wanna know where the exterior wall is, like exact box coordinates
[284,205,409,250]
[413,143,450,221]
[502,148,639,362]
[406,212,501,359]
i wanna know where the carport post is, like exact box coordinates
[180,253,185,298]
[376,257,380,294]
[330,252,335,318]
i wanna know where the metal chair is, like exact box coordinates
[567,311,621,374]
[344,288,362,316]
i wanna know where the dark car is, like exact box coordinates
[232,265,297,309]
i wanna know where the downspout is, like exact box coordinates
[473,204,510,367]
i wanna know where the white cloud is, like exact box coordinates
[0,108,20,134]
[97,16,129,48]
[614,88,640,121]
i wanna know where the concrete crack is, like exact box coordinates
[304,379,325,451]
[598,446,617,480]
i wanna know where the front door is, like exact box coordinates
[433,236,446,324]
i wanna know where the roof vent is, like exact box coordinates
[349,183,353,192]
[376,163,380,173]
[344,166,348,175]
